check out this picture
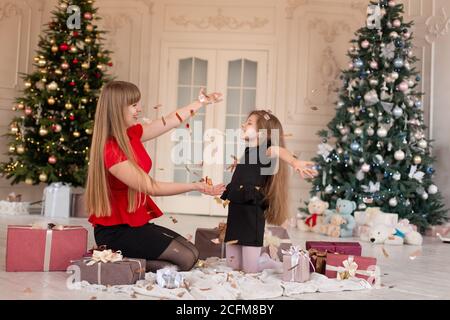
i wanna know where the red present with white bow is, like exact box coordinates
[6,223,87,272]
[282,246,313,282]
[325,253,380,286]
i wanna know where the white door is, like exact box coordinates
[155,47,268,216]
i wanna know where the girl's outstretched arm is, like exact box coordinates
[267,146,318,179]
[141,88,222,142]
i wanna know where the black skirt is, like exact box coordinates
[94,223,177,260]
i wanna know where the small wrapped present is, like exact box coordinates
[305,241,362,274]
[42,182,71,218]
[425,224,450,237]
[70,250,146,286]
[6,224,87,272]
[282,246,313,282]
[156,267,184,289]
[261,226,292,261]
[195,223,227,259]
[325,253,380,286]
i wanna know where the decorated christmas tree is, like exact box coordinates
[0,0,112,187]
[308,0,447,230]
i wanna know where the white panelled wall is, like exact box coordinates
[0,0,448,216]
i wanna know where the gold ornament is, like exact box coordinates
[55,69,63,75]
[84,37,92,44]
[65,102,73,110]
[84,83,90,92]
[39,127,48,136]
[86,24,94,32]
[81,97,88,104]
[40,68,47,74]
[97,52,103,58]
[17,102,24,110]
[49,38,55,44]
[38,59,46,67]
[47,81,58,91]
[73,131,80,138]
[48,97,56,105]
[25,178,34,185]
[61,62,69,69]
[42,77,47,83]
[70,45,78,53]
[39,172,48,182]
[85,128,93,135]
[96,64,104,70]
[8,145,15,153]
[10,126,19,134]
[81,62,89,69]
[16,145,25,154]
[33,56,39,62]
[51,45,58,53]
[413,155,422,165]
[24,81,32,88]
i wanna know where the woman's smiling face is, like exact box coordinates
[241,114,259,142]
[123,100,142,127]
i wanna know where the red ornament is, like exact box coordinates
[69,81,76,86]
[24,107,33,116]
[48,155,57,164]
[72,58,79,64]
[59,43,69,51]
[95,73,101,78]
[69,114,75,121]
[72,31,79,37]
[108,62,113,67]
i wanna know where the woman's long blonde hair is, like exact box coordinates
[85,81,150,217]
[249,110,289,226]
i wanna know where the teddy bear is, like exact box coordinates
[298,197,330,233]
[321,198,356,237]
[323,214,347,238]
[367,219,423,246]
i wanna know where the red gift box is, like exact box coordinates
[6,225,88,272]
[325,253,379,285]
[305,241,362,274]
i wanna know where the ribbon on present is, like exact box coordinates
[263,231,291,261]
[325,256,381,286]
[11,223,84,271]
[307,249,328,274]
[282,246,315,282]
[86,249,123,266]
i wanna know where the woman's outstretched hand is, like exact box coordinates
[292,160,318,179]
[198,88,223,105]
[194,182,226,196]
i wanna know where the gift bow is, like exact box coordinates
[86,249,123,266]
[325,256,380,286]
[263,231,291,260]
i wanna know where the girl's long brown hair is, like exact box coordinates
[85,81,150,217]
[248,110,289,226]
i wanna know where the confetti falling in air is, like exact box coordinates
[409,249,422,260]
[382,247,390,258]
[263,114,271,121]
[161,116,166,126]
[223,199,230,208]
[214,196,223,204]
[130,293,138,299]
[177,292,185,297]
[190,109,195,116]
[226,155,238,172]
[153,104,163,109]
[211,238,220,244]
[310,106,319,111]
[175,112,183,123]
[200,288,212,291]
[23,288,33,294]
[90,296,97,300]
[226,239,238,245]
[169,216,178,224]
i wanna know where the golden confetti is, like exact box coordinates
[310,106,319,111]
[161,116,166,126]
[226,239,238,245]
[183,279,191,291]
[263,114,271,121]
[153,104,162,109]
[409,249,422,260]
[190,109,195,116]
[200,288,212,291]
[177,292,185,297]
[196,260,205,268]
[214,196,223,204]
[146,284,154,291]
[381,247,389,258]
[90,296,97,300]
[170,216,178,224]
[223,199,231,208]
[211,238,220,244]
[23,287,33,294]
[130,293,138,299]
[175,112,183,123]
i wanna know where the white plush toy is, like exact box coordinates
[368,219,423,246]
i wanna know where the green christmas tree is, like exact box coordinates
[0,0,112,187]
[308,0,447,230]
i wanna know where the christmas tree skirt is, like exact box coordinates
[70,257,372,299]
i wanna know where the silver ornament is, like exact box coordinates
[392,106,403,118]
[428,184,438,194]
[377,127,388,137]
[394,150,405,161]
[389,197,398,207]
[393,172,401,181]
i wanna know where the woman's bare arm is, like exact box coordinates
[141,89,222,142]
[109,160,225,196]
[267,146,318,179]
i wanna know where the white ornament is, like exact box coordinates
[364,90,379,106]
[422,192,429,200]
[366,127,375,136]
[377,127,388,138]
[325,185,333,194]
[389,198,398,207]
[393,172,401,181]
[394,150,405,161]
[428,184,438,194]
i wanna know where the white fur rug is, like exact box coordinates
[71,257,373,299]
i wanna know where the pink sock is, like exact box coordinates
[242,246,262,273]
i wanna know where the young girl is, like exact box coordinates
[85,81,225,272]
[221,110,317,273]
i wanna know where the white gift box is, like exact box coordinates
[42,182,71,218]
[354,209,398,227]
[0,201,30,215]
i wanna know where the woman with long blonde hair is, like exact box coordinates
[220,110,317,273]
[85,81,224,271]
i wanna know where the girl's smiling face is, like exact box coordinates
[241,114,259,143]
[123,100,142,127]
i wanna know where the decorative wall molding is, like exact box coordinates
[308,18,351,43]
[350,0,369,13]
[136,0,154,15]
[0,2,21,21]
[285,0,308,19]
[425,7,450,44]
[170,8,269,30]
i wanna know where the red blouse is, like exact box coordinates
[88,123,163,227]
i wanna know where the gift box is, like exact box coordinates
[42,182,71,218]
[70,255,146,286]
[282,246,311,282]
[306,241,362,274]
[261,226,292,261]
[354,209,398,227]
[6,224,87,272]
[195,223,227,260]
[325,253,379,286]
[71,193,88,217]
[425,224,450,237]
[353,225,371,237]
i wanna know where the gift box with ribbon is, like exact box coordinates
[195,222,227,260]
[306,241,362,274]
[42,182,71,218]
[282,246,313,283]
[70,249,146,286]
[6,223,87,272]
[261,226,292,261]
[325,253,379,286]
[425,224,450,237]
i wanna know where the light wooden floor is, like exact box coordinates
[1,213,449,300]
